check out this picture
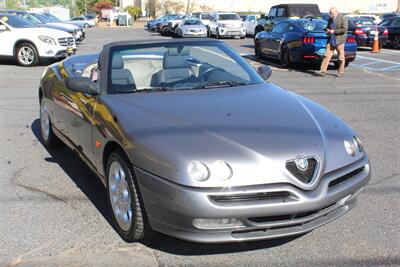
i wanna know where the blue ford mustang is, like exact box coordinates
[254,19,357,67]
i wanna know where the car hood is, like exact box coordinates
[219,20,243,26]
[41,23,73,32]
[182,25,206,30]
[103,83,364,188]
[13,27,73,39]
[47,22,78,30]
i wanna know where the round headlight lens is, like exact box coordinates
[344,140,356,156]
[352,136,363,152]
[212,160,233,180]
[187,161,209,181]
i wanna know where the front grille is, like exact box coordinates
[209,191,293,204]
[328,167,365,189]
[286,157,318,184]
[58,37,74,47]
[247,202,336,224]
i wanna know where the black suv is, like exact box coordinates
[255,4,321,34]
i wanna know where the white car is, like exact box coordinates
[0,13,76,67]
[209,13,246,39]
[243,14,259,36]
[70,16,96,28]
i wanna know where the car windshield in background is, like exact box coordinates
[219,14,240,20]
[1,15,37,28]
[352,18,374,25]
[183,19,202,25]
[30,13,51,23]
[109,42,263,94]
[42,13,61,22]
[288,7,321,18]
[14,13,42,25]
[201,14,211,20]
[296,20,327,32]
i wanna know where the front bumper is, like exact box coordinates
[218,27,246,37]
[182,32,207,38]
[136,156,370,243]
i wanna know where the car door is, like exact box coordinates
[0,21,15,56]
[269,22,289,55]
[245,15,256,35]
[52,62,98,160]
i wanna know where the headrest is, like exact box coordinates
[112,53,124,69]
[163,47,189,69]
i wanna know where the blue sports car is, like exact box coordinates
[255,19,357,67]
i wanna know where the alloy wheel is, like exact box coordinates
[18,46,35,65]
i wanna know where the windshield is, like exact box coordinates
[30,13,51,23]
[296,20,327,32]
[108,42,263,94]
[287,6,321,18]
[219,14,240,20]
[42,13,61,22]
[201,14,211,20]
[0,14,37,28]
[183,19,202,25]
[13,13,42,25]
[352,18,374,26]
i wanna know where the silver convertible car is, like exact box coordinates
[38,39,370,243]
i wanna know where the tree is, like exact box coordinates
[94,0,113,12]
[126,5,141,20]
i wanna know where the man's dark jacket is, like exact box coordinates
[327,14,348,45]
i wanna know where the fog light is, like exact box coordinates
[45,50,53,55]
[193,218,243,229]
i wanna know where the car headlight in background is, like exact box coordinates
[38,36,56,45]
[344,139,356,156]
[211,160,233,180]
[188,161,209,181]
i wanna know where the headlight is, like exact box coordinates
[352,136,363,152]
[187,161,209,181]
[38,36,56,45]
[211,160,233,180]
[344,140,356,156]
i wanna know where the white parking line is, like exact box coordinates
[356,55,400,65]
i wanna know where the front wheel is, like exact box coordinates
[84,23,89,28]
[40,97,58,146]
[15,43,39,67]
[106,150,153,242]
[255,41,263,59]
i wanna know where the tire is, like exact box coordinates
[280,44,292,68]
[40,97,58,147]
[334,61,350,68]
[106,150,153,242]
[216,28,220,39]
[15,42,39,67]
[255,41,263,59]
[161,27,169,36]
[84,23,89,28]
[393,36,400,50]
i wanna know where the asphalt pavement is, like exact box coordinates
[1,27,399,267]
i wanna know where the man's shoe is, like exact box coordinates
[336,73,344,78]
[313,71,326,77]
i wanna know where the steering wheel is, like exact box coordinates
[198,67,226,82]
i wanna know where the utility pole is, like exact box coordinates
[397,0,400,12]
[186,0,190,14]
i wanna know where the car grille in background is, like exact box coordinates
[58,37,74,46]
[209,191,294,204]
[328,166,365,189]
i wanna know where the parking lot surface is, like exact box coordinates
[1,27,400,267]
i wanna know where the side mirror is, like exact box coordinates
[0,25,7,31]
[66,77,99,95]
[257,65,272,81]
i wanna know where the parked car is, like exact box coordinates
[165,14,187,35]
[346,16,389,48]
[254,19,357,67]
[154,14,179,33]
[40,12,85,41]
[359,14,382,24]
[145,14,169,30]
[209,12,246,39]
[68,16,95,28]
[175,19,207,37]
[190,12,212,27]
[379,17,400,49]
[381,13,400,20]
[256,4,321,33]
[242,14,259,36]
[2,10,82,42]
[0,13,76,66]
[38,38,370,243]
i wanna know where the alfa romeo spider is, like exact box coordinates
[38,39,370,243]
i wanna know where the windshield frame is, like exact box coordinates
[105,41,264,95]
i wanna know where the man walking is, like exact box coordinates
[314,7,348,78]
